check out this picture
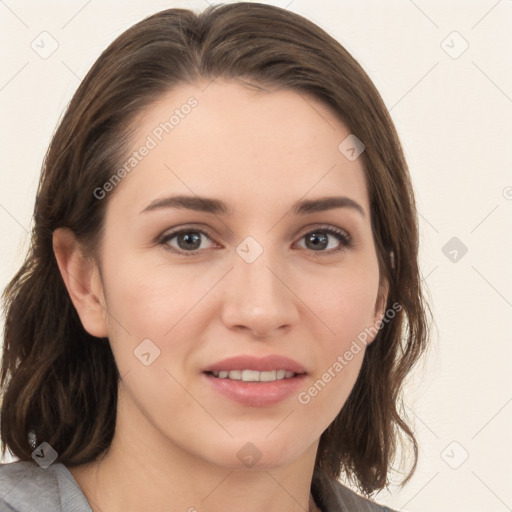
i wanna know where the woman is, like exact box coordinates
[0,3,429,511]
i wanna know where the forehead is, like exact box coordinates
[107,79,370,220]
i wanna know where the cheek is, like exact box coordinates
[295,275,375,427]
[101,252,217,338]
[296,264,379,411]
[309,265,380,350]
[98,249,230,387]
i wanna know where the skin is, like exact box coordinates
[53,79,388,512]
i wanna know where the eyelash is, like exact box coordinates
[157,225,352,257]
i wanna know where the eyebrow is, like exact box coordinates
[140,195,365,218]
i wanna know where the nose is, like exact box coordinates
[220,247,300,339]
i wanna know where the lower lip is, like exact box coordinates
[203,372,307,407]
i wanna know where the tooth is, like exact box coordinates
[212,369,297,381]
[241,370,260,382]
[259,370,277,382]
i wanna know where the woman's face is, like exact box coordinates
[89,79,387,469]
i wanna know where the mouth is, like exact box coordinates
[201,355,307,407]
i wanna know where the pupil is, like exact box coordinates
[307,232,327,250]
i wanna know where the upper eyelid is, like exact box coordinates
[159,225,217,243]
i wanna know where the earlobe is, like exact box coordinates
[52,227,109,338]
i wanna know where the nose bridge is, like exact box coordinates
[238,247,277,301]
[221,236,298,336]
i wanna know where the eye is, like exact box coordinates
[159,228,217,255]
[295,226,352,254]
[158,225,352,256]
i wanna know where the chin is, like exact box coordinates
[201,437,310,471]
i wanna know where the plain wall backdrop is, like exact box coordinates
[1,1,511,511]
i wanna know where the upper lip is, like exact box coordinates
[201,355,307,374]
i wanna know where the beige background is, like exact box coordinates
[1,1,511,511]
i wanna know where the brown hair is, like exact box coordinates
[0,2,430,497]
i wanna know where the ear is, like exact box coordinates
[367,278,390,346]
[52,227,108,338]
[375,279,389,320]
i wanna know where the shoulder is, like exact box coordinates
[324,477,397,512]
[0,460,92,512]
[312,469,397,512]
[0,460,61,511]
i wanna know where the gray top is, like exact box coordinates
[0,460,396,511]
[0,461,92,511]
